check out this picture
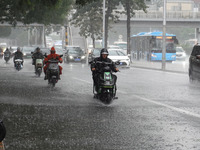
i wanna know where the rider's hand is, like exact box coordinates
[115,68,119,72]
[92,68,96,71]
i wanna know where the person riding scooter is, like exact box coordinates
[91,48,119,92]
[43,47,63,80]
[32,47,44,72]
[13,47,24,67]
[4,48,11,62]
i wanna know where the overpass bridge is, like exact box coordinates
[118,11,200,27]
[110,10,200,43]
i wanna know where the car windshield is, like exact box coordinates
[55,45,62,49]
[56,48,63,54]
[108,46,121,49]
[93,49,101,56]
[109,50,126,56]
[68,47,84,54]
[41,48,50,54]
[176,47,184,52]
[23,47,35,52]
[115,44,127,49]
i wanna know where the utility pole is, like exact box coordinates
[162,0,166,70]
[102,0,106,48]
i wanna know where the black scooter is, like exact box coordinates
[91,61,119,105]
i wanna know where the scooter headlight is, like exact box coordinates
[171,55,176,58]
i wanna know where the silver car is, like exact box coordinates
[176,47,187,61]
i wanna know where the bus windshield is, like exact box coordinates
[152,39,176,52]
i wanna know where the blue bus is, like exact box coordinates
[131,32,178,61]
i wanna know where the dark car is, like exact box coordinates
[189,44,200,82]
[22,46,36,58]
[88,48,101,63]
[64,46,86,63]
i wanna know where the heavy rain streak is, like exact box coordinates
[1,0,200,150]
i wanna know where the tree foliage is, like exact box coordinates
[71,1,103,47]
[0,0,73,26]
[120,0,147,54]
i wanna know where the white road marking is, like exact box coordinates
[73,77,200,118]
[134,95,200,119]
[132,67,188,76]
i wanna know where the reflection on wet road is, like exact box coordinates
[1,59,200,150]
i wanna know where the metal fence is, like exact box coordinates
[118,11,200,20]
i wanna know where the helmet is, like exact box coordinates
[50,47,56,54]
[17,47,20,51]
[100,48,109,55]
[36,47,40,51]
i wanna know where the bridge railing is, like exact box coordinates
[118,11,200,20]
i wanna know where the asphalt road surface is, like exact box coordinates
[0,58,200,150]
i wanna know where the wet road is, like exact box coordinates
[1,59,200,150]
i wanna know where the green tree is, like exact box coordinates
[71,1,103,48]
[104,0,120,48]
[0,0,73,26]
[120,0,147,54]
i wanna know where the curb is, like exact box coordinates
[131,65,188,74]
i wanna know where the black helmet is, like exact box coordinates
[36,47,40,51]
[17,47,20,51]
[101,48,109,55]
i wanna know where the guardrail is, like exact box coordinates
[118,11,200,20]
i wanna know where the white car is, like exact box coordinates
[108,49,130,68]
[108,45,121,50]
[176,47,187,61]
[108,45,127,54]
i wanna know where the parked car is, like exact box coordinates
[189,44,200,82]
[176,46,186,61]
[88,48,101,63]
[64,46,86,63]
[108,49,130,68]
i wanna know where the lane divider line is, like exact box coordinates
[73,77,200,119]
[134,95,200,119]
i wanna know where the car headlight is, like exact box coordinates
[81,56,86,59]
[69,55,73,59]
[24,53,26,56]
[151,54,157,57]
[171,55,176,58]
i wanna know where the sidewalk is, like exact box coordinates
[131,60,189,74]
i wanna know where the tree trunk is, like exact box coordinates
[126,0,131,55]
[92,34,95,48]
[105,0,112,49]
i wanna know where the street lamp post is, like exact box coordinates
[102,0,105,48]
[162,0,166,70]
